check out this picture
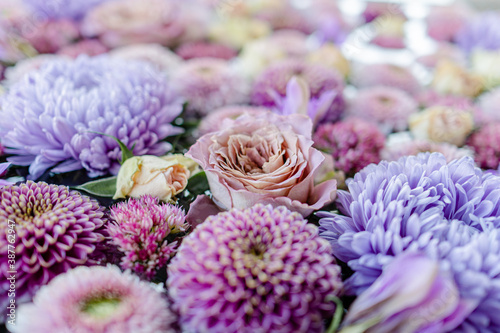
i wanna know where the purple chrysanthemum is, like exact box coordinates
[251,59,345,123]
[172,58,250,117]
[456,12,500,54]
[319,153,500,294]
[467,122,500,170]
[347,86,418,134]
[0,181,107,317]
[108,195,187,280]
[176,41,238,60]
[168,204,343,333]
[313,119,385,177]
[23,0,108,20]
[351,63,422,95]
[12,265,175,333]
[0,55,184,178]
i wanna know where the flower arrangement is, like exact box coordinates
[1,1,500,332]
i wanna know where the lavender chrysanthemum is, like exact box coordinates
[251,59,345,123]
[0,55,184,178]
[351,63,421,95]
[0,181,107,316]
[319,153,500,294]
[12,265,175,333]
[168,204,343,333]
[108,195,187,280]
[172,58,250,117]
[347,86,418,134]
[23,0,107,20]
[313,119,385,177]
[456,12,500,54]
[467,122,500,170]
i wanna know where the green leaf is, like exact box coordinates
[74,176,117,198]
[186,171,209,196]
[88,131,134,164]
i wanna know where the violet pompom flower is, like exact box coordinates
[176,41,238,60]
[108,195,187,280]
[168,204,343,333]
[0,181,107,316]
[0,55,184,179]
[172,58,250,117]
[23,0,107,20]
[251,59,345,123]
[319,153,500,294]
[456,12,500,54]
[347,86,418,134]
[313,118,385,177]
[12,265,175,333]
[467,122,500,170]
[351,63,422,95]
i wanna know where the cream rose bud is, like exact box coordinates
[186,111,337,217]
[113,155,190,202]
[409,106,474,147]
[431,60,484,98]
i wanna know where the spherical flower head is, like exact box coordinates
[313,118,385,177]
[172,58,251,117]
[176,41,238,60]
[21,19,79,54]
[467,122,500,170]
[108,195,187,279]
[319,153,500,294]
[0,55,184,179]
[347,86,418,134]
[252,59,345,123]
[0,181,107,314]
[23,0,107,20]
[426,5,470,42]
[476,87,500,125]
[431,60,484,98]
[351,63,422,95]
[168,204,343,333]
[57,39,108,58]
[12,265,175,333]
[456,12,500,54]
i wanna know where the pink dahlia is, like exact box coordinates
[347,86,419,134]
[172,58,251,117]
[251,59,345,123]
[108,195,187,280]
[313,118,385,177]
[351,63,422,95]
[176,41,238,60]
[0,181,107,315]
[13,265,175,333]
[467,122,500,170]
[168,204,343,333]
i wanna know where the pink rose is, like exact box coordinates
[186,112,337,216]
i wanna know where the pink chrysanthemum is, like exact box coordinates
[57,39,109,58]
[108,195,187,280]
[467,123,500,170]
[12,265,175,333]
[417,89,476,110]
[251,59,345,123]
[21,19,80,54]
[476,87,500,125]
[347,86,419,134]
[0,181,107,314]
[426,5,469,42]
[196,105,269,137]
[254,4,314,34]
[351,63,422,95]
[168,204,343,333]
[176,41,238,60]
[416,43,466,68]
[172,58,251,117]
[313,118,385,176]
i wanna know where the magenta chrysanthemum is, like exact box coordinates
[347,86,418,134]
[167,204,343,333]
[251,59,345,123]
[313,119,385,177]
[176,41,238,60]
[108,195,187,280]
[172,58,251,117]
[12,265,175,333]
[351,63,422,95]
[467,123,500,170]
[0,181,107,315]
